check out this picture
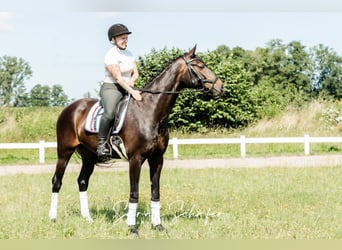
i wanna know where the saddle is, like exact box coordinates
[85,94,130,159]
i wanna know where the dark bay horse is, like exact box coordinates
[48,46,224,235]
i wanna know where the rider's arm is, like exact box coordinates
[127,61,139,87]
[106,64,142,100]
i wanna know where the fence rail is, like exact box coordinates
[0,135,341,163]
[169,135,342,159]
[0,141,57,164]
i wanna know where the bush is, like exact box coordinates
[136,48,258,131]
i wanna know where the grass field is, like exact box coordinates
[1,166,342,239]
[0,101,341,239]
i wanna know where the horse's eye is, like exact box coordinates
[193,63,205,69]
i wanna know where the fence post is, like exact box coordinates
[39,140,45,164]
[172,137,178,159]
[240,135,246,157]
[304,134,310,155]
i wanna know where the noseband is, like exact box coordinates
[181,55,219,92]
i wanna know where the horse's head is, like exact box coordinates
[180,45,224,97]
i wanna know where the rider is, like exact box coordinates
[97,23,142,161]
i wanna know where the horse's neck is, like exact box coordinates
[146,61,181,93]
[145,62,182,123]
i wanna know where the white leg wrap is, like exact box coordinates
[126,202,138,226]
[151,201,161,226]
[79,191,93,223]
[49,192,58,220]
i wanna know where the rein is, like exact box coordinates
[133,87,184,94]
[134,55,218,95]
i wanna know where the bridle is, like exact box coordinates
[135,55,219,94]
[182,55,219,92]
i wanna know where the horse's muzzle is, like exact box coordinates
[211,80,224,97]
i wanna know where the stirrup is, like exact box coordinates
[97,154,112,163]
[97,147,110,156]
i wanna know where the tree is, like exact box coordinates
[0,56,32,106]
[28,84,70,107]
[246,40,313,115]
[51,84,69,106]
[286,41,312,95]
[12,85,30,107]
[30,84,51,106]
[309,44,342,99]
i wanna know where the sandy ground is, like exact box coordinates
[0,155,341,176]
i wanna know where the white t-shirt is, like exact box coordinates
[103,45,135,84]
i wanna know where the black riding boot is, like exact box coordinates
[97,116,112,162]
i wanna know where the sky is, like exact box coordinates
[1,0,342,99]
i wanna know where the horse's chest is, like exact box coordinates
[141,120,169,154]
[146,133,168,154]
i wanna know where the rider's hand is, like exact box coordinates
[131,89,142,101]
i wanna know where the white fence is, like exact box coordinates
[170,135,342,158]
[0,135,341,163]
[0,141,57,164]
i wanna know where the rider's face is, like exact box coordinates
[114,34,128,50]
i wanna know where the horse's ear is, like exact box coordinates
[188,45,197,58]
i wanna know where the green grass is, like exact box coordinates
[1,166,342,239]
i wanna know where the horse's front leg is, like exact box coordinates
[148,155,164,231]
[127,157,143,235]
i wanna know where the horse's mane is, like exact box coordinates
[142,55,183,89]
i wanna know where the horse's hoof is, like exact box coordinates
[50,218,57,223]
[84,216,94,223]
[128,225,139,237]
[153,224,165,231]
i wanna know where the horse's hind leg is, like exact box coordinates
[77,146,97,223]
[49,147,75,222]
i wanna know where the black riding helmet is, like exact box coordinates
[107,24,132,41]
